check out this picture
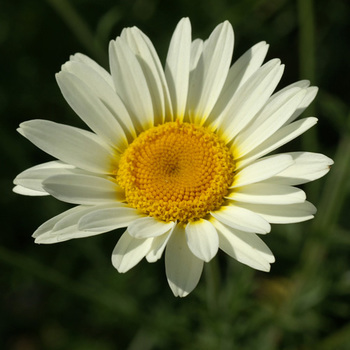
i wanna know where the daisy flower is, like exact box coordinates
[14,18,333,297]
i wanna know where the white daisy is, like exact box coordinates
[13,18,333,297]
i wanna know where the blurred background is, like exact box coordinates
[1,0,349,349]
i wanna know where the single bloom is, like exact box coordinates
[14,18,333,297]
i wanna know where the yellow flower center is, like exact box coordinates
[117,121,235,223]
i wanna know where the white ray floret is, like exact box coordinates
[42,174,124,205]
[227,183,306,205]
[187,21,234,124]
[213,219,274,271]
[165,18,191,120]
[109,38,154,132]
[18,120,115,174]
[112,231,153,273]
[61,60,136,139]
[78,204,142,233]
[185,219,219,262]
[165,225,204,297]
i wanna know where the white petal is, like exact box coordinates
[211,205,271,234]
[33,205,83,238]
[13,185,48,196]
[111,230,153,273]
[227,183,306,205]
[233,86,307,157]
[42,174,123,205]
[122,26,173,124]
[285,86,318,125]
[207,41,269,128]
[185,219,219,262]
[14,161,83,194]
[231,154,294,188]
[165,224,204,297]
[128,217,175,238]
[18,120,115,174]
[226,41,269,90]
[265,80,309,109]
[189,39,203,71]
[109,37,153,132]
[187,21,234,124]
[237,201,317,223]
[269,152,334,185]
[263,79,309,96]
[165,18,191,120]
[212,218,273,271]
[236,117,318,169]
[56,71,128,151]
[33,205,113,243]
[217,59,284,143]
[78,204,141,233]
[146,227,174,263]
[61,61,136,140]
[69,53,114,88]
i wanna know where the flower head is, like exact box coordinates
[14,18,333,297]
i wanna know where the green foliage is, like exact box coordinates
[1,0,349,349]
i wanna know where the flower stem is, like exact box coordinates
[205,257,221,312]
[298,0,316,83]
[45,0,108,67]
[297,0,319,201]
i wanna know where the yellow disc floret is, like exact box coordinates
[117,121,235,223]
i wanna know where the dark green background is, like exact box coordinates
[1,0,349,349]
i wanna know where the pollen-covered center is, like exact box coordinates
[117,121,235,223]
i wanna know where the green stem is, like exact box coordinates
[298,0,316,83]
[297,0,319,201]
[45,0,108,67]
[205,257,221,312]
